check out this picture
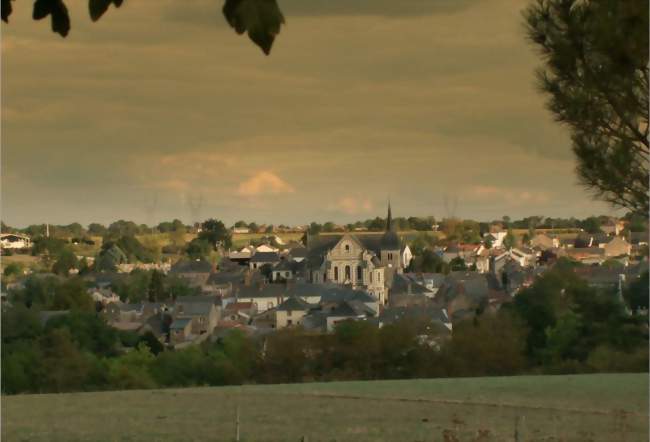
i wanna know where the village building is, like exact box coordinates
[0,233,32,250]
[306,203,411,305]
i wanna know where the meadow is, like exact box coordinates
[2,373,647,442]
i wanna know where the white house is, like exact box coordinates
[0,233,32,250]
[484,231,507,248]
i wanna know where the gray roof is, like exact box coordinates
[380,230,401,250]
[171,259,212,274]
[418,273,447,288]
[274,260,294,272]
[319,286,377,303]
[170,318,192,330]
[328,300,375,317]
[249,252,280,263]
[236,283,287,299]
[437,272,489,303]
[207,270,245,285]
[177,295,220,305]
[176,300,214,316]
[301,311,328,331]
[379,306,450,326]
[289,246,308,259]
[390,273,432,295]
[276,296,314,312]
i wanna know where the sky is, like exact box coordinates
[1,0,618,228]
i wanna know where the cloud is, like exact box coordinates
[134,150,236,194]
[237,171,295,196]
[330,196,374,215]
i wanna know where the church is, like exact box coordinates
[306,203,412,305]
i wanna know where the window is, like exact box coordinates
[377,272,381,283]
[345,265,351,281]
[334,267,339,281]
[357,266,362,282]
[370,272,373,283]
[323,273,326,283]
[285,271,290,277]
[287,310,293,317]
[345,244,350,252]
[287,319,293,326]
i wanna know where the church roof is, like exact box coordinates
[380,230,401,250]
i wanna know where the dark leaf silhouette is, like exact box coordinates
[89,0,123,22]
[32,0,70,37]
[1,0,12,23]
[11,0,284,54]
[223,0,285,55]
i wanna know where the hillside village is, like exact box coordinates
[1,206,648,351]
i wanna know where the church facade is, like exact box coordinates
[307,204,411,305]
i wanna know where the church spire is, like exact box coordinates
[386,200,392,232]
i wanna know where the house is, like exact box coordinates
[223,301,257,323]
[306,203,409,305]
[574,266,628,292]
[235,283,288,312]
[249,252,280,270]
[509,247,537,267]
[174,299,219,335]
[601,218,625,236]
[435,272,490,322]
[565,247,606,265]
[288,246,308,263]
[0,233,32,250]
[255,244,278,253]
[318,286,380,315]
[530,233,559,250]
[169,318,193,344]
[88,288,120,305]
[169,259,213,287]
[304,300,377,332]
[275,296,315,329]
[232,227,250,234]
[228,246,255,265]
[484,231,507,248]
[601,237,632,257]
[271,259,296,282]
[388,273,435,306]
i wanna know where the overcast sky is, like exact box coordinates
[1,0,617,228]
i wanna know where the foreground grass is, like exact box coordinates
[2,374,647,442]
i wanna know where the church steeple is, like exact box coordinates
[386,200,392,232]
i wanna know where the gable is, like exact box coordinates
[331,234,366,258]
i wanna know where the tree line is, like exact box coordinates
[2,262,647,394]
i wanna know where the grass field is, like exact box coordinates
[0,254,41,273]
[2,374,647,442]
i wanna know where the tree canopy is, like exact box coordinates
[525,0,649,215]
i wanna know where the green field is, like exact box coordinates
[231,232,304,248]
[2,374,647,441]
